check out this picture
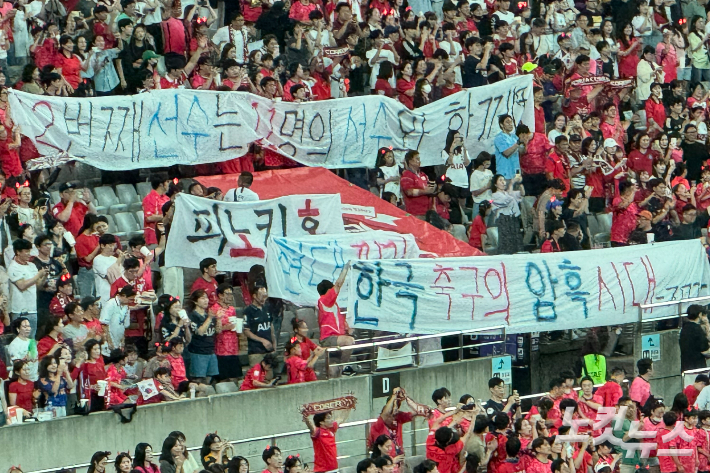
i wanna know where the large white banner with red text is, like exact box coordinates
[7,75,534,170]
[165,193,344,271]
[346,240,710,334]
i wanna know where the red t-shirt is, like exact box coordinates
[534,106,545,135]
[374,78,395,98]
[142,189,170,245]
[627,149,657,176]
[563,96,592,118]
[93,21,116,49]
[55,53,82,89]
[526,458,552,473]
[289,1,318,21]
[37,334,62,359]
[161,17,187,55]
[9,380,34,411]
[368,412,415,454]
[468,214,487,250]
[646,97,666,131]
[312,423,339,472]
[397,78,416,110]
[521,133,553,175]
[401,169,432,216]
[427,440,463,473]
[239,363,266,391]
[75,233,99,269]
[441,84,463,98]
[167,354,187,388]
[286,355,309,384]
[317,287,348,340]
[497,459,526,473]
[191,276,219,307]
[545,152,570,195]
[685,384,701,407]
[486,432,508,473]
[595,381,624,407]
[52,201,89,236]
[610,198,639,244]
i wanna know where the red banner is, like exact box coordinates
[570,76,610,87]
[323,46,349,58]
[196,168,483,258]
[300,395,357,416]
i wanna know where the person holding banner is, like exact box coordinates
[494,115,522,180]
[316,262,355,377]
[302,402,354,473]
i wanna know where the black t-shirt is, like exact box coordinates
[463,56,486,88]
[160,315,187,343]
[188,310,216,355]
[33,256,64,310]
[673,222,702,241]
[680,320,709,372]
[244,304,273,354]
[682,141,709,181]
[485,398,505,417]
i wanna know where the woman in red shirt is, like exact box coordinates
[617,24,641,78]
[37,316,64,359]
[56,35,82,90]
[284,338,324,384]
[9,359,37,412]
[291,317,319,377]
[396,62,416,109]
[73,339,107,412]
[374,61,396,97]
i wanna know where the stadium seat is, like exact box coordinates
[596,213,612,234]
[295,308,318,331]
[587,214,600,238]
[93,186,127,214]
[451,224,467,242]
[485,227,499,254]
[104,214,125,239]
[214,382,239,394]
[136,181,152,199]
[594,232,611,248]
[116,184,142,212]
[135,211,144,229]
[115,212,143,239]
[50,191,61,207]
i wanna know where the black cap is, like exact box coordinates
[59,182,77,192]
[80,296,101,311]
[94,4,108,13]
[569,134,582,142]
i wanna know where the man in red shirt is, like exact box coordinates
[191,257,219,306]
[92,5,115,49]
[289,0,319,22]
[546,135,571,196]
[239,353,277,390]
[684,374,709,407]
[52,183,96,237]
[595,367,626,407]
[142,176,171,246]
[110,256,154,356]
[610,181,640,246]
[369,387,424,454]
[600,102,628,147]
[518,124,551,197]
[401,150,436,217]
[303,404,354,473]
[317,263,355,376]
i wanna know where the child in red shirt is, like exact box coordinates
[469,201,491,251]
[167,338,187,389]
[239,354,277,391]
[655,412,681,473]
[284,337,324,384]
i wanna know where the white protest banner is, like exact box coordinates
[346,240,710,334]
[8,75,533,170]
[165,194,344,271]
[265,231,420,306]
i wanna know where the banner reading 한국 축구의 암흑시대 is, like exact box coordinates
[346,240,710,335]
[7,75,534,170]
[165,193,345,272]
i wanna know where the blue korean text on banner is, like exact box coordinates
[7,75,534,171]
[345,240,710,334]
[265,231,420,306]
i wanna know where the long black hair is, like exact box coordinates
[201,434,221,467]
[87,451,111,473]
[160,436,181,466]
[371,434,391,459]
[133,443,153,468]
[444,129,463,155]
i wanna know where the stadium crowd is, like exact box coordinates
[0,0,710,444]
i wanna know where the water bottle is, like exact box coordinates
[47,399,54,417]
[190,385,196,399]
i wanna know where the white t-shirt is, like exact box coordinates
[439,40,463,84]
[469,169,493,203]
[8,337,38,381]
[378,164,402,199]
[224,187,260,202]
[8,259,37,314]
[212,26,250,62]
[100,297,130,348]
[443,149,470,188]
[93,254,117,302]
[63,323,89,345]
[365,48,396,90]
[631,14,651,37]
